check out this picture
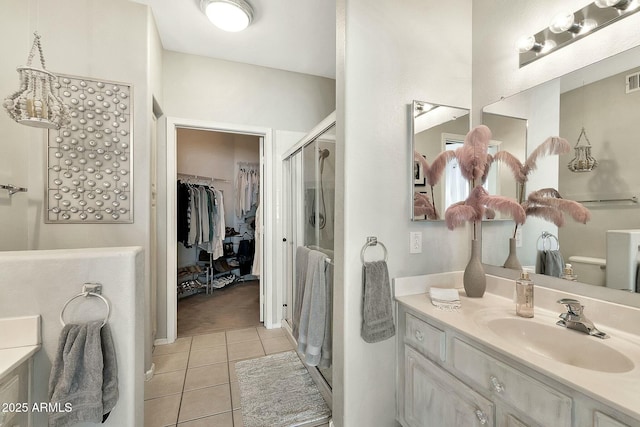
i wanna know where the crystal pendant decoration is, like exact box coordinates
[3,32,70,129]
[568,127,598,172]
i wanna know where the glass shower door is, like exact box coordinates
[283,123,336,390]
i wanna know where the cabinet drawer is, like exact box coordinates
[405,313,445,362]
[594,411,630,427]
[452,338,572,427]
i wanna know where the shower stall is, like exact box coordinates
[282,115,336,402]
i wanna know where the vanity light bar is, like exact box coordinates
[518,0,640,67]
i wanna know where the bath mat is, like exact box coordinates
[235,351,331,427]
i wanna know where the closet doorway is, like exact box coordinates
[166,118,274,343]
[176,128,261,337]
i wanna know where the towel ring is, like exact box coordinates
[360,236,388,263]
[60,291,111,327]
[537,231,559,251]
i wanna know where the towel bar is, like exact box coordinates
[360,236,388,263]
[60,283,110,327]
[537,231,559,251]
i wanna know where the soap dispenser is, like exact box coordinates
[561,263,577,281]
[516,270,534,318]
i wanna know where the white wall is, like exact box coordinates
[0,0,31,251]
[335,1,472,425]
[162,51,335,132]
[0,247,145,427]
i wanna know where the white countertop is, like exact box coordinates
[0,315,41,381]
[0,345,40,381]
[395,274,640,421]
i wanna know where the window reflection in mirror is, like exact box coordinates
[410,101,470,221]
[481,46,640,304]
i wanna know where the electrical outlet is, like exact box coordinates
[410,231,422,254]
[515,228,523,248]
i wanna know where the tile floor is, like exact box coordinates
[145,325,297,427]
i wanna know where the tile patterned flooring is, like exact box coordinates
[145,325,297,426]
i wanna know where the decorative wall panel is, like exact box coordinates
[46,75,133,223]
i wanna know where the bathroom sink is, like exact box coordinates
[483,317,634,373]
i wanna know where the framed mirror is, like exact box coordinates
[482,45,640,306]
[410,101,470,221]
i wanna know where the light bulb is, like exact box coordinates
[594,0,630,8]
[517,35,538,53]
[549,11,577,33]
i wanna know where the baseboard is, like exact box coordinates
[145,362,156,381]
[154,338,169,346]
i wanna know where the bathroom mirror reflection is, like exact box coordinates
[482,45,640,302]
[410,101,470,221]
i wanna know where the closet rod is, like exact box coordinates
[177,173,230,183]
[238,162,259,168]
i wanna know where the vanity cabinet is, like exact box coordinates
[397,304,636,427]
[0,358,32,427]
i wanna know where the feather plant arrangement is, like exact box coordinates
[439,125,527,297]
[442,125,526,239]
[413,149,456,218]
[413,191,438,219]
[493,137,590,239]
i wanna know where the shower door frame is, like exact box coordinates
[281,112,336,407]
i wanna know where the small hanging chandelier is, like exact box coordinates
[567,127,598,172]
[3,32,70,129]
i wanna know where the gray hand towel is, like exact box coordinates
[48,321,119,427]
[536,250,564,277]
[293,246,311,340]
[319,261,333,368]
[545,250,565,277]
[297,250,328,366]
[361,260,395,343]
[535,250,545,275]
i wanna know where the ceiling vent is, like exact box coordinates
[625,71,640,94]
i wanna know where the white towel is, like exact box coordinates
[429,287,461,311]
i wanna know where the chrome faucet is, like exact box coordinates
[556,298,609,339]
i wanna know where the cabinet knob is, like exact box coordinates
[475,409,488,425]
[490,375,505,393]
[415,330,424,341]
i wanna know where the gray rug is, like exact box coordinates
[235,351,331,427]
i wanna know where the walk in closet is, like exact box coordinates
[282,114,336,403]
[176,128,261,335]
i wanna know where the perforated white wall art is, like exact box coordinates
[46,75,133,223]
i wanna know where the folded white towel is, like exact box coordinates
[429,288,461,311]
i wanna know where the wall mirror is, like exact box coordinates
[482,45,640,307]
[410,101,470,221]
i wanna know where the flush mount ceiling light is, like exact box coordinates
[200,0,254,32]
[518,0,640,67]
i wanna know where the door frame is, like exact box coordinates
[165,116,273,343]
